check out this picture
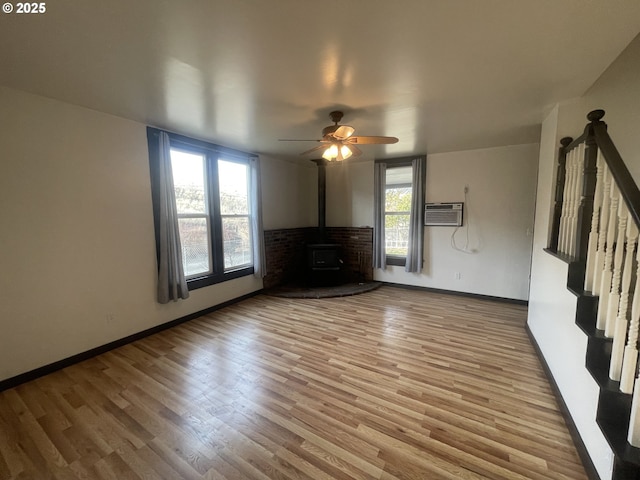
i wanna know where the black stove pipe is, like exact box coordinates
[312,159,327,241]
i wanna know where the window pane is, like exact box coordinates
[386,165,412,186]
[386,186,412,212]
[178,217,211,277]
[222,216,252,269]
[385,213,410,256]
[171,149,207,214]
[219,160,249,215]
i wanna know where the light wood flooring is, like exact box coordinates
[0,286,588,479]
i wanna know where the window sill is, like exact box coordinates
[187,266,254,290]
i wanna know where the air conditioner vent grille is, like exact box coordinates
[424,202,463,227]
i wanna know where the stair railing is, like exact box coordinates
[549,110,640,449]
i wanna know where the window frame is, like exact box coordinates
[147,128,254,291]
[376,156,425,267]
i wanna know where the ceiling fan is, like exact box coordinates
[280,111,399,161]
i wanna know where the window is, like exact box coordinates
[374,155,426,270]
[148,128,255,290]
[385,165,413,260]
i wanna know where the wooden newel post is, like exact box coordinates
[549,137,573,252]
[575,111,604,264]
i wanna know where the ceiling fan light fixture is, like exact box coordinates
[283,110,397,158]
[322,143,352,161]
[322,144,337,160]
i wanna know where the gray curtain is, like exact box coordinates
[250,155,266,278]
[157,132,189,303]
[405,156,426,273]
[373,162,387,270]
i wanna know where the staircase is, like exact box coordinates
[547,110,640,479]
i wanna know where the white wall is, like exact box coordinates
[260,154,316,230]
[325,144,539,300]
[0,86,308,382]
[325,161,374,228]
[555,37,640,183]
[527,34,640,480]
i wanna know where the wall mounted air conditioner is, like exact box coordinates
[424,202,464,226]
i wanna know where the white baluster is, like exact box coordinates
[627,216,640,445]
[562,148,574,256]
[570,143,585,258]
[584,150,604,292]
[593,161,611,295]
[605,192,628,338]
[566,147,581,257]
[609,210,637,380]
[562,148,576,255]
[558,152,573,253]
[597,183,620,331]
[621,224,640,393]
[629,378,640,446]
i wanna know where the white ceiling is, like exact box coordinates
[1,0,639,161]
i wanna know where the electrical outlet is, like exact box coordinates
[455,272,461,280]
[464,184,469,193]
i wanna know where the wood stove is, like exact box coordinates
[307,243,340,269]
[306,243,343,286]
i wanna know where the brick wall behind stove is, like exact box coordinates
[325,227,373,282]
[263,228,313,289]
[263,227,374,289]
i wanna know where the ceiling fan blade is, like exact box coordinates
[299,144,327,156]
[347,135,399,145]
[333,125,355,140]
[346,144,362,157]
